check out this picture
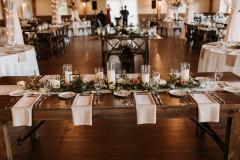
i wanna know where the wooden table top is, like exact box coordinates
[0,72,240,121]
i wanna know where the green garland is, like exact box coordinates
[24,74,200,93]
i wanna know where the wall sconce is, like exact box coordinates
[22,3,26,7]
[83,2,86,6]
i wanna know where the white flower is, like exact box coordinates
[117,78,124,84]
[159,79,167,85]
[17,81,26,87]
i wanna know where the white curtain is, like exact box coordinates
[4,0,24,45]
[52,0,64,24]
[166,0,174,19]
[224,0,240,42]
[71,0,80,21]
[106,0,138,26]
[180,0,194,39]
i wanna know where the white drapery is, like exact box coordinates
[224,0,240,42]
[180,0,194,39]
[71,0,80,21]
[166,0,174,19]
[4,0,24,45]
[52,0,64,24]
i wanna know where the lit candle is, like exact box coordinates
[180,69,189,81]
[107,70,115,89]
[142,73,150,84]
[65,71,72,83]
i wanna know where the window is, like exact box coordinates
[60,0,68,15]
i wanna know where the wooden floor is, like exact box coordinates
[10,37,226,160]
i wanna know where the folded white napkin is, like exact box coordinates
[0,85,21,95]
[191,93,220,122]
[11,94,41,126]
[225,82,240,88]
[134,92,156,124]
[71,94,93,126]
[39,75,55,82]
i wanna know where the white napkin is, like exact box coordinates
[134,92,156,124]
[191,93,220,122]
[39,75,55,82]
[71,94,93,126]
[225,82,240,88]
[11,94,41,126]
[0,85,21,95]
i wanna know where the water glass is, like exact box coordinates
[214,69,223,81]
[95,67,104,80]
[152,70,160,84]
[208,77,216,93]
[44,80,52,96]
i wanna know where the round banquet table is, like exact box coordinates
[0,45,40,76]
[198,42,240,76]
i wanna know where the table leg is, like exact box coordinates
[0,121,13,160]
[30,120,40,140]
[224,117,239,160]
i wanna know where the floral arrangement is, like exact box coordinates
[23,74,200,93]
[170,0,183,9]
[67,0,77,11]
[230,42,240,49]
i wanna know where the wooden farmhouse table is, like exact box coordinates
[0,72,240,160]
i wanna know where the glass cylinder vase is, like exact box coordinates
[141,65,150,84]
[63,64,72,83]
[107,62,116,89]
[180,62,190,81]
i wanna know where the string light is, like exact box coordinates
[4,0,14,45]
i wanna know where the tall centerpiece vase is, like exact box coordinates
[107,62,116,89]
[180,62,190,81]
[141,65,150,84]
[63,64,72,83]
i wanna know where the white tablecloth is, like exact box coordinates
[68,20,91,37]
[0,45,40,76]
[163,19,174,37]
[198,43,240,76]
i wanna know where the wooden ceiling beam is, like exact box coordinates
[32,0,36,17]
[209,0,213,14]
[0,0,6,26]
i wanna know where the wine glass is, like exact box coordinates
[27,70,36,82]
[44,80,52,96]
[208,77,216,93]
[214,69,223,81]
[94,79,104,94]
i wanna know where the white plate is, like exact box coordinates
[58,92,76,99]
[113,90,131,97]
[169,89,187,97]
[222,87,240,93]
[9,90,26,96]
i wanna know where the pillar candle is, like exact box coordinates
[142,73,150,84]
[180,69,189,81]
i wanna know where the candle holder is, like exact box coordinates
[180,62,190,81]
[52,74,60,89]
[141,65,150,84]
[107,62,116,89]
[63,64,72,83]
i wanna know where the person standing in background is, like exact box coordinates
[97,10,106,27]
[121,5,129,27]
[105,4,111,26]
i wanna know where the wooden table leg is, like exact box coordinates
[224,117,239,160]
[30,120,40,140]
[0,121,13,160]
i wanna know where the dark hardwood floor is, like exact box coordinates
[9,37,226,160]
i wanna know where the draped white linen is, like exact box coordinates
[224,0,240,42]
[4,0,24,45]
[180,0,194,39]
[52,0,64,24]
[71,0,80,21]
[166,0,174,19]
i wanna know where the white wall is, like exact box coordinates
[0,2,3,19]
[36,0,52,16]
[34,0,217,16]
[22,0,33,19]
